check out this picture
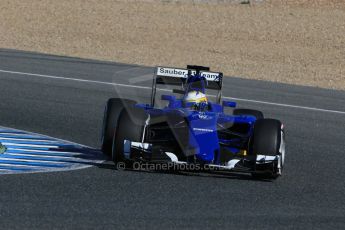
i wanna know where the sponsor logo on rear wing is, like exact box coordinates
[156,67,221,82]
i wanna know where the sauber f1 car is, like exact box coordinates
[101,65,286,179]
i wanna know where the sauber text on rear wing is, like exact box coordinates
[150,66,223,106]
[155,67,222,89]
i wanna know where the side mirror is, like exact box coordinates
[222,100,237,108]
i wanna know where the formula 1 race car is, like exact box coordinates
[101,65,286,179]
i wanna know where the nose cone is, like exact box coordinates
[188,112,219,164]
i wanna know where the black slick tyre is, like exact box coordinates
[101,98,136,156]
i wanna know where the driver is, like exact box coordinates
[183,90,208,111]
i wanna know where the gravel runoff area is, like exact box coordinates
[0,0,344,90]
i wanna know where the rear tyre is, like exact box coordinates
[101,98,136,156]
[112,106,148,168]
[233,109,264,119]
[250,119,283,180]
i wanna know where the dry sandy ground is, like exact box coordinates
[0,0,344,90]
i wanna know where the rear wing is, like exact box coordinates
[155,66,223,90]
[150,66,223,106]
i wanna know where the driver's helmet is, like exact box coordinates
[184,90,208,111]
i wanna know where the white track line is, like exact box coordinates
[0,69,151,89]
[221,96,345,114]
[0,137,58,142]
[0,68,344,115]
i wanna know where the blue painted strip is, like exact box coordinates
[6,149,81,157]
[1,154,75,161]
[0,166,35,171]
[0,136,57,140]
[0,141,65,146]
[3,147,52,151]
[0,128,26,133]
[0,133,55,138]
[6,152,99,161]
[2,145,57,150]
[0,160,66,168]
[0,154,90,163]
[0,131,28,135]
[0,126,105,175]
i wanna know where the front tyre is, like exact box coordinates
[112,106,148,169]
[250,119,285,180]
[101,98,136,156]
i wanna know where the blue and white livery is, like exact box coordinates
[102,65,286,180]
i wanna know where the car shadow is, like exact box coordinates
[94,158,274,182]
[52,146,274,182]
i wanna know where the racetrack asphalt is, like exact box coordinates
[0,48,344,229]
